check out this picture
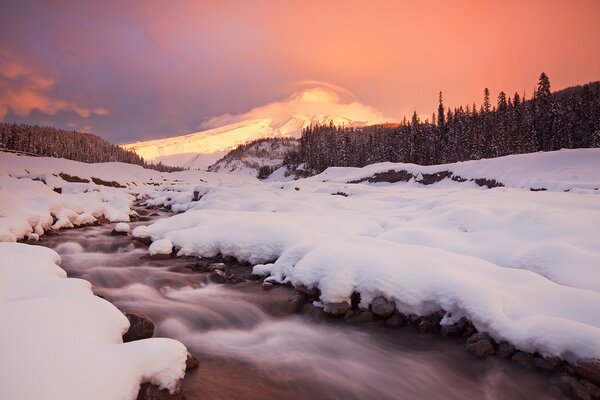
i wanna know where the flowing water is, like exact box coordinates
[38,210,563,400]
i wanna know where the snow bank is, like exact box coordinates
[254,238,600,360]
[316,148,600,192]
[136,149,600,360]
[0,151,255,241]
[149,239,173,256]
[0,242,187,400]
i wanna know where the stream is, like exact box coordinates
[38,209,562,400]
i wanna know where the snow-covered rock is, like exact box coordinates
[149,239,173,256]
[0,242,187,400]
[114,222,131,233]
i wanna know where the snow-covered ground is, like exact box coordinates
[0,242,187,400]
[132,148,600,361]
[1,148,600,396]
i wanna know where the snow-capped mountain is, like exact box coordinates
[121,86,390,170]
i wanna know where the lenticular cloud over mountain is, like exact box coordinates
[121,84,392,170]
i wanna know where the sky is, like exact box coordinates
[0,0,599,143]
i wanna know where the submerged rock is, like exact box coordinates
[186,351,199,371]
[324,301,351,315]
[285,294,308,314]
[556,375,595,400]
[385,314,406,328]
[574,359,600,386]
[345,310,377,323]
[534,356,563,372]
[496,341,517,359]
[465,339,495,357]
[417,320,437,334]
[511,352,535,369]
[210,269,228,284]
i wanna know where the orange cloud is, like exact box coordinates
[0,50,109,119]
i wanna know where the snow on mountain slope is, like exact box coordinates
[208,138,299,176]
[121,86,390,169]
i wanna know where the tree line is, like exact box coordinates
[286,74,600,173]
[0,123,186,172]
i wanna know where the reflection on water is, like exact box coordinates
[39,212,560,400]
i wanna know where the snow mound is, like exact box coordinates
[114,222,131,233]
[149,239,173,256]
[0,242,187,400]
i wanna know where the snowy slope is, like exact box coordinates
[208,138,299,176]
[121,86,390,169]
[315,148,600,192]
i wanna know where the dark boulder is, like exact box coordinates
[210,269,228,284]
[495,341,516,358]
[534,356,563,372]
[123,313,154,342]
[385,314,406,328]
[370,296,395,318]
[284,294,308,314]
[295,284,320,299]
[186,351,199,371]
[465,339,495,357]
[323,301,351,316]
[417,320,437,334]
[511,352,535,369]
[345,311,377,323]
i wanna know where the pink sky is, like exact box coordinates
[0,0,599,142]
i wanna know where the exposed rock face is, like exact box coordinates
[262,281,275,291]
[323,301,351,315]
[370,296,395,318]
[574,359,600,386]
[136,382,185,400]
[123,313,155,342]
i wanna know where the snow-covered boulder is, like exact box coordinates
[112,222,131,235]
[149,239,173,256]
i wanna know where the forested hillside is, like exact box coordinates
[286,74,600,173]
[0,123,185,172]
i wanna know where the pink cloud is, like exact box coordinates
[0,50,109,119]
